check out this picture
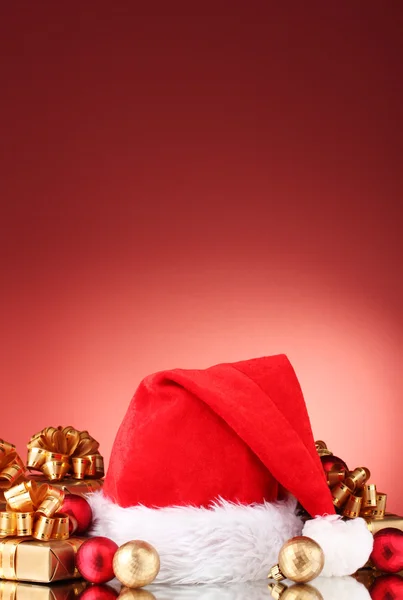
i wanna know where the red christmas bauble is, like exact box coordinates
[79,584,119,599]
[77,537,119,584]
[370,574,403,600]
[320,455,348,486]
[61,494,92,534]
[370,528,403,573]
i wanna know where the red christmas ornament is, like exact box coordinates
[79,584,119,599]
[61,494,92,534]
[320,455,348,487]
[370,574,403,600]
[370,528,403,573]
[77,537,119,584]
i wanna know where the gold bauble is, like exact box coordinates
[113,540,160,589]
[269,582,323,600]
[268,536,324,583]
[118,589,157,600]
[279,537,324,583]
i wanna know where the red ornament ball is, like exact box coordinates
[77,537,119,584]
[370,528,403,573]
[79,584,119,600]
[320,455,348,486]
[61,494,92,534]
[370,574,403,600]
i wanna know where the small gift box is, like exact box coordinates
[0,537,84,583]
[0,579,87,599]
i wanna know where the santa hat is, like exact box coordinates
[89,355,373,584]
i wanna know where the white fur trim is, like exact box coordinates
[302,515,374,577]
[88,493,303,584]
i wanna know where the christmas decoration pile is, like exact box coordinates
[315,441,385,521]
[0,431,162,591]
[0,431,99,584]
[1,428,403,597]
[266,440,403,599]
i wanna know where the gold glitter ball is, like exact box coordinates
[113,540,160,588]
[269,582,324,600]
[278,536,324,583]
[118,589,157,600]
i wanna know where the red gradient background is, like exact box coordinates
[1,5,402,511]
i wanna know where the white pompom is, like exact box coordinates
[302,515,373,577]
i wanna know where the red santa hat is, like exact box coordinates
[89,355,373,584]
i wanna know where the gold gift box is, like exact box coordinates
[365,513,403,535]
[27,475,103,498]
[0,579,87,599]
[0,537,84,583]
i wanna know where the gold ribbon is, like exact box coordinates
[315,441,387,520]
[0,539,24,582]
[27,426,104,481]
[0,441,25,496]
[0,481,69,541]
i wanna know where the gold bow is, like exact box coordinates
[0,481,68,541]
[0,441,25,499]
[27,426,104,481]
[315,441,386,520]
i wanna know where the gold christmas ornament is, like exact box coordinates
[268,536,324,583]
[118,589,157,600]
[113,540,160,588]
[268,582,324,600]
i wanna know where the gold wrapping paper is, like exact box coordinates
[27,427,104,482]
[0,537,84,582]
[27,475,103,498]
[365,513,403,535]
[0,579,87,599]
